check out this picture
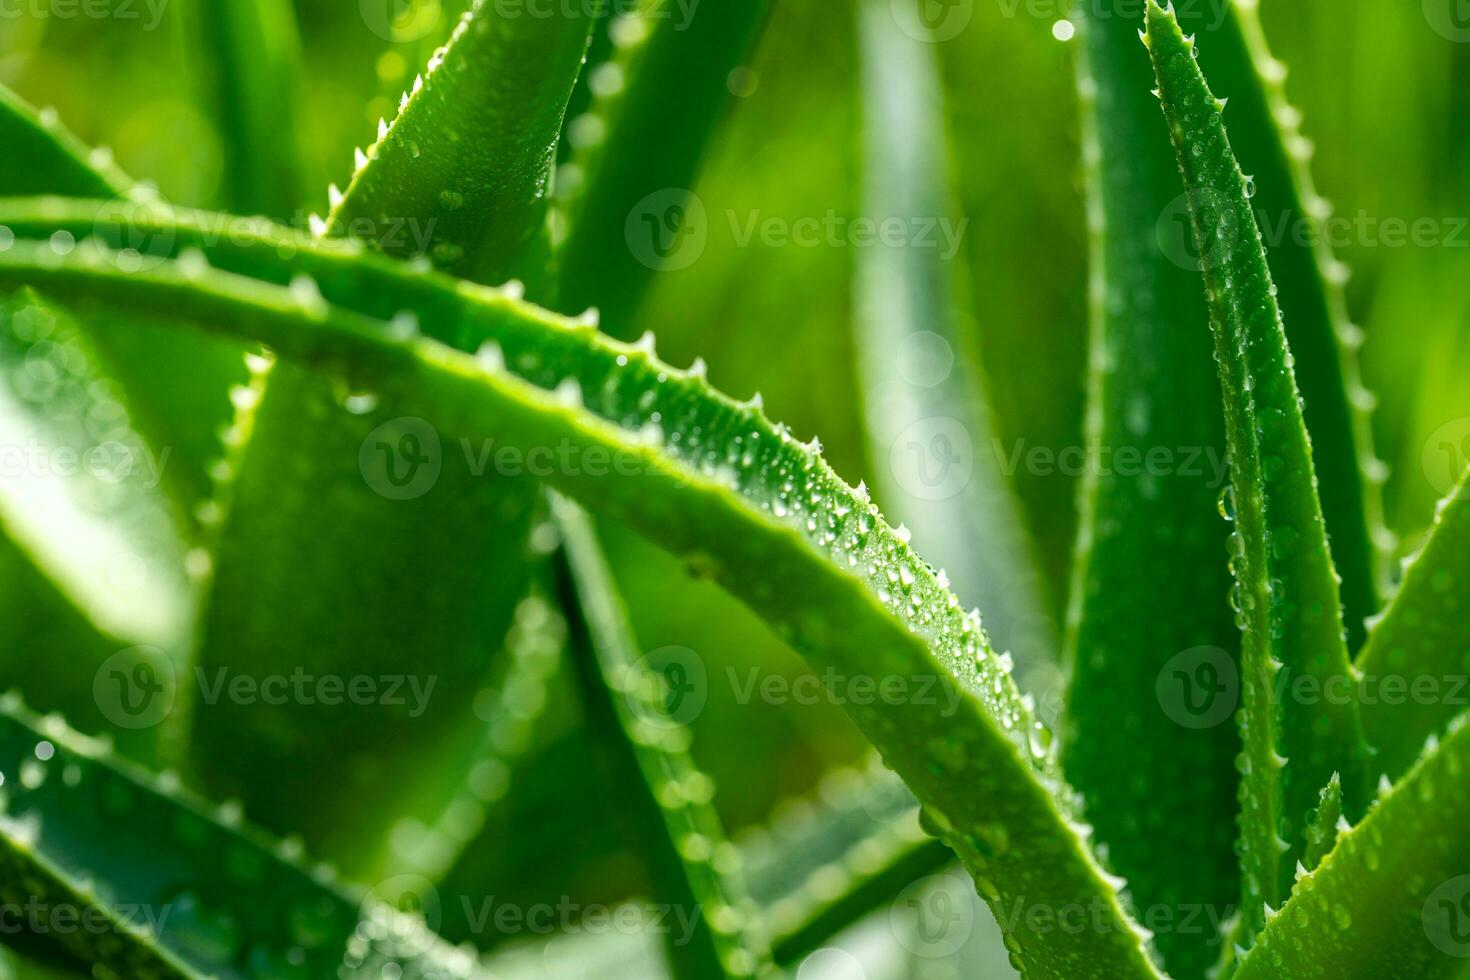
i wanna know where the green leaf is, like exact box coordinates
[739,758,947,963]
[0,940,89,979]
[555,0,774,334]
[1063,7,1242,975]
[1144,0,1371,945]
[1199,2,1391,650]
[553,495,775,979]
[0,289,194,764]
[326,0,595,289]
[188,0,594,866]
[1300,772,1343,872]
[180,0,310,218]
[0,86,131,199]
[855,0,1055,691]
[0,86,247,519]
[1357,471,1470,780]
[1233,712,1470,980]
[0,206,1165,980]
[0,693,488,979]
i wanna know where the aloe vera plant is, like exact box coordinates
[0,0,1465,978]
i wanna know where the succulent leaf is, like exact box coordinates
[0,208,1164,979]
[1144,0,1371,948]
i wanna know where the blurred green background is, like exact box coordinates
[6,0,1468,932]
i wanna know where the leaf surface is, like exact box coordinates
[554,495,775,979]
[0,206,1165,980]
[1144,0,1371,947]
[1063,7,1241,973]
[0,694,489,979]
[1234,713,1470,980]
[1356,472,1470,779]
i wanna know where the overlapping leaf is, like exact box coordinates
[1144,0,1370,952]
[0,204,1164,979]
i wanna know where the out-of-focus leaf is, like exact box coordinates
[854,0,1056,695]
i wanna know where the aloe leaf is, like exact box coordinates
[553,495,775,979]
[1144,0,1371,945]
[0,693,488,979]
[555,0,774,334]
[1300,772,1342,872]
[1356,471,1470,780]
[0,289,194,764]
[180,0,309,219]
[739,758,947,963]
[1200,1,1391,649]
[1233,713,1470,980]
[0,86,131,199]
[0,212,1164,979]
[0,86,246,518]
[188,0,594,866]
[0,941,88,979]
[1064,4,1245,975]
[326,0,595,287]
[855,0,1056,691]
